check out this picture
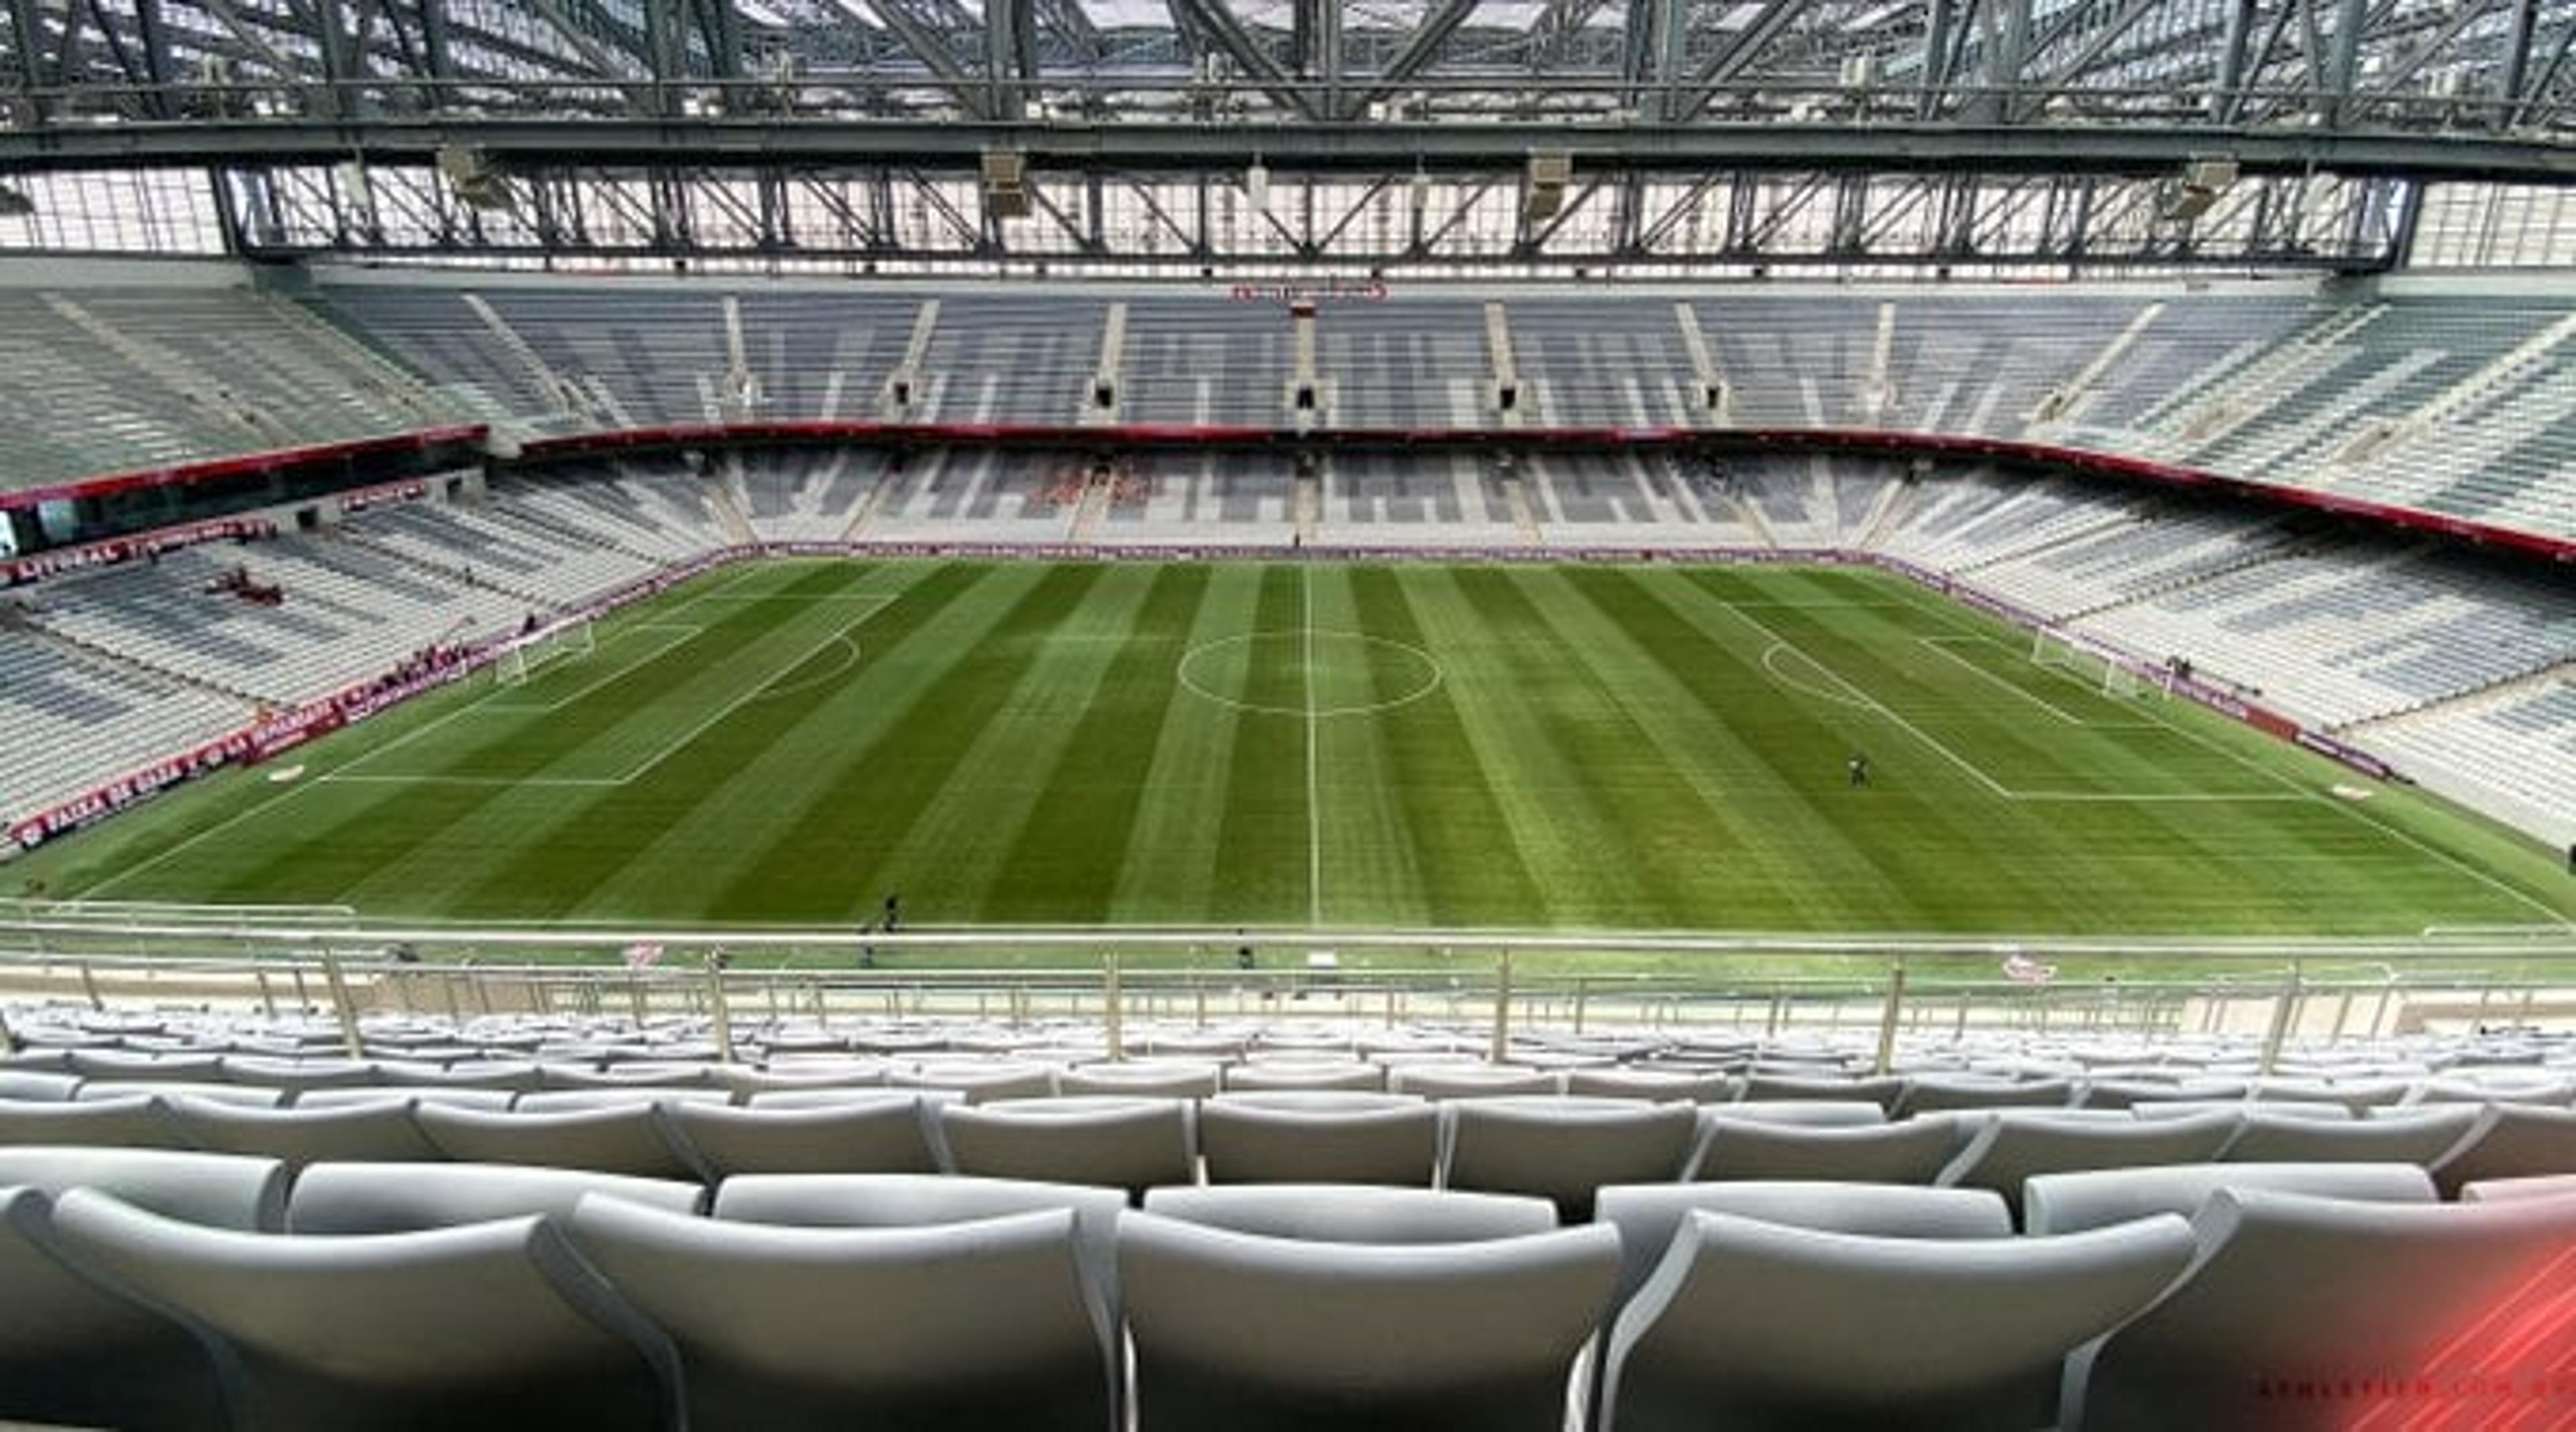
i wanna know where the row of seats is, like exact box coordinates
[5,1086,2572,1218]
[4,1147,2571,1431]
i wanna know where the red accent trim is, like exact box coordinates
[0,425,488,513]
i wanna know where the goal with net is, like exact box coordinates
[2030,625,2162,699]
[494,618,595,687]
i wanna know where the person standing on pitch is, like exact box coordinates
[1847,751,1870,787]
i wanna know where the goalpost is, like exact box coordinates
[494,618,596,687]
[2029,625,2163,699]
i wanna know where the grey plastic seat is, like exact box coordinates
[0,1071,85,1101]
[539,1061,718,1090]
[2067,1188,2576,1432]
[0,1145,288,1229]
[1692,1110,1968,1182]
[704,1062,886,1095]
[1118,1212,1620,1432]
[169,1095,443,1170]
[1388,1065,1564,1100]
[2021,1161,2436,1236]
[374,1058,542,1092]
[1697,1100,1886,1128]
[2246,1077,2412,1114]
[938,1096,1195,1197]
[286,1161,706,1233]
[1894,1075,2079,1117]
[1564,1068,1738,1103]
[50,1188,681,1432]
[218,1056,380,1092]
[2460,1172,2576,1202]
[1222,1060,1389,1093]
[1442,1097,1699,1221]
[76,1080,288,1109]
[1200,1092,1441,1186]
[2078,1078,2246,1111]
[667,1097,947,1178]
[2219,1104,2477,1164]
[513,1087,735,1113]
[296,1085,517,1111]
[0,1093,190,1149]
[1595,1181,2015,1311]
[1057,1062,1224,1098]
[714,1171,1128,1309]
[2426,1104,2576,1198]
[1938,1110,2243,1224]
[567,1194,1117,1432]
[0,1184,226,1432]
[1739,1073,1907,1111]
[1601,1210,2193,1432]
[892,1061,1059,1103]
[1143,1184,1558,1243]
[415,1101,704,1180]
[66,1050,227,1083]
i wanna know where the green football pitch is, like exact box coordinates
[16,558,2573,937]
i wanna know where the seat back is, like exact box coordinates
[1601,1211,2192,1432]
[287,1161,706,1233]
[568,1195,1116,1432]
[1441,1098,1699,1221]
[938,1097,1195,1197]
[50,1189,680,1432]
[0,1094,189,1149]
[2068,1188,2576,1432]
[0,1185,223,1432]
[1937,1111,2243,1224]
[415,1102,704,1181]
[0,1145,286,1229]
[2022,1161,2435,1236]
[1144,1184,1557,1243]
[170,1096,443,1171]
[668,1098,946,1177]
[1692,1111,1966,1182]
[1199,1096,1441,1186]
[1118,1213,1619,1432]
[1596,1180,2013,1309]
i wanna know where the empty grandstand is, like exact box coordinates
[4,0,2576,1425]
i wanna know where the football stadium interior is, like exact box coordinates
[4,0,2576,1426]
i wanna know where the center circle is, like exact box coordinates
[1177,630,1444,719]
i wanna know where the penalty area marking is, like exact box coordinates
[325,595,894,790]
[1739,610,2296,807]
[1915,635,2159,731]
[484,622,706,715]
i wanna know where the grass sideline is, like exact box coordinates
[11,558,2573,956]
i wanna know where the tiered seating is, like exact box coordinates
[1870,472,2129,572]
[68,290,439,443]
[1316,450,1519,547]
[0,635,244,823]
[314,283,561,421]
[1882,293,2151,437]
[478,287,731,424]
[1964,506,2285,617]
[731,289,921,421]
[1316,301,1489,428]
[1122,298,1291,427]
[2366,678,2576,846]
[504,464,728,561]
[347,499,663,609]
[731,448,883,544]
[0,291,254,486]
[1520,452,1705,540]
[2074,546,2576,727]
[2,1009,2569,1430]
[918,296,1102,424]
[1508,301,1698,426]
[1093,453,1297,545]
[1697,294,1880,425]
[859,449,1080,544]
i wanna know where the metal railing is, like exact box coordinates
[4,906,2573,1078]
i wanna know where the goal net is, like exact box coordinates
[2030,626,2159,699]
[494,618,594,687]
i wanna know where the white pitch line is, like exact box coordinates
[75,564,773,900]
[1898,588,2574,921]
[1916,635,2094,727]
[588,597,894,786]
[1303,562,1324,928]
[484,623,706,715]
[1729,603,2018,800]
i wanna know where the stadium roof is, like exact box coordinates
[3,1,2574,272]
